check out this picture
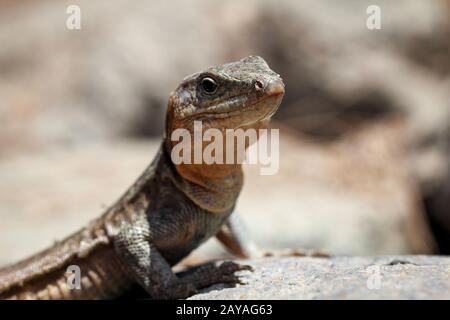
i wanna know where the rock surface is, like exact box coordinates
[190,256,450,300]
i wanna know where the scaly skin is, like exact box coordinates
[0,56,284,299]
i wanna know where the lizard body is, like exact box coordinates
[0,56,284,299]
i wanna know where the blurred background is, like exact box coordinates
[0,0,449,267]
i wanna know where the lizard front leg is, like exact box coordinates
[113,214,252,299]
[113,217,196,299]
[215,210,262,259]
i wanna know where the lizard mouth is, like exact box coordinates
[229,92,283,129]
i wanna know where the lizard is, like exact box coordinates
[0,56,285,300]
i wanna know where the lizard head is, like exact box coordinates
[166,55,284,134]
[164,56,284,212]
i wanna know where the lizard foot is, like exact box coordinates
[178,260,253,290]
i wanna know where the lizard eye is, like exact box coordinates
[200,77,218,94]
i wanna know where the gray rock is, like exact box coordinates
[190,256,450,300]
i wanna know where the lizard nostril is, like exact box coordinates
[255,80,264,91]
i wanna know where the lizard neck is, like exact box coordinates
[163,107,272,214]
[162,139,243,214]
[163,91,274,214]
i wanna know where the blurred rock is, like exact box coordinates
[190,256,450,300]
[424,134,450,253]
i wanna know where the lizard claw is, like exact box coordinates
[206,261,253,287]
[216,260,253,273]
[177,260,253,291]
